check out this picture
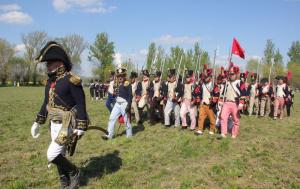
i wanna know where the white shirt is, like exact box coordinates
[108,80,114,94]
[276,84,286,98]
[202,82,213,104]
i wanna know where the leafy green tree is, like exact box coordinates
[273,49,285,77]
[287,41,300,88]
[146,42,156,71]
[246,58,260,73]
[287,41,300,63]
[154,46,165,72]
[89,32,115,81]
[262,39,275,78]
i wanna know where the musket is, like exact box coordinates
[175,54,183,87]
[160,58,166,81]
[212,49,217,87]
[182,65,186,83]
[193,54,200,86]
[256,58,262,84]
[268,58,274,85]
[149,54,157,74]
[197,53,202,82]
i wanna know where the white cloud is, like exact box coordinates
[154,34,201,45]
[0,11,32,25]
[114,52,122,66]
[139,49,148,55]
[52,0,71,13]
[83,5,116,13]
[52,0,117,13]
[0,4,32,25]
[14,44,26,54]
[0,3,21,11]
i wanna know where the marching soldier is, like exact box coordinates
[219,65,246,138]
[239,72,249,113]
[215,67,228,129]
[284,77,294,117]
[136,69,151,123]
[30,41,88,189]
[179,70,197,130]
[149,71,165,125]
[94,79,100,101]
[89,79,95,101]
[259,78,273,117]
[195,68,219,135]
[106,71,116,112]
[102,67,133,139]
[247,73,259,116]
[273,76,288,120]
[130,71,140,124]
[163,69,181,128]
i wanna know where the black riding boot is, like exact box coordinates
[57,165,70,189]
[52,154,80,189]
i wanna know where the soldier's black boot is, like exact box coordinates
[52,154,80,189]
[57,166,70,189]
[138,108,144,123]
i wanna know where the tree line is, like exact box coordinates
[0,31,300,88]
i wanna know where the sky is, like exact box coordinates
[0,0,299,76]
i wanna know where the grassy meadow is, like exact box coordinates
[0,87,300,189]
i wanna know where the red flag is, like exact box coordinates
[287,71,292,80]
[231,38,245,59]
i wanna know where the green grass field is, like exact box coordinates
[0,87,300,189]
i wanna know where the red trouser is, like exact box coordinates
[221,102,240,137]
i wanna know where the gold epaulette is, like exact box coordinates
[124,81,130,87]
[69,72,82,86]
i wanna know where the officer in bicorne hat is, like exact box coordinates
[30,41,88,189]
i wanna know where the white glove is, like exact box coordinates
[31,122,40,138]
[74,129,85,136]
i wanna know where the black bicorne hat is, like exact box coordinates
[36,41,72,71]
